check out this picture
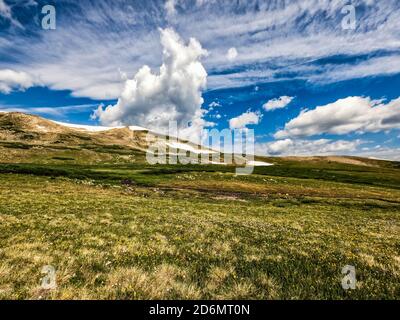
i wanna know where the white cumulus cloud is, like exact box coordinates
[263,96,294,111]
[209,101,221,108]
[259,138,362,156]
[226,47,238,61]
[275,96,400,138]
[0,69,36,94]
[94,28,209,141]
[229,111,261,129]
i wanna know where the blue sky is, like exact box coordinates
[0,0,399,159]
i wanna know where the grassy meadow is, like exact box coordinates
[0,151,399,299]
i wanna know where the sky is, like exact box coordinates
[0,0,399,160]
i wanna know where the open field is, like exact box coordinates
[0,159,399,299]
[0,112,399,299]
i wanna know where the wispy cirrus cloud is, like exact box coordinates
[0,103,98,117]
[0,0,11,19]
[0,0,37,28]
[1,1,400,100]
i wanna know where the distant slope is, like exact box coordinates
[276,156,387,168]
[0,112,220,165]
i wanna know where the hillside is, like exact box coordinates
[0,112,219,165]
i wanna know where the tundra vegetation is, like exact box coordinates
[0,113,399,299]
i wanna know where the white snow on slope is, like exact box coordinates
[247,160,274,167]
[53,121,147,132]
[50,120,274,166]
[166,142,218,154]
[128,125,148,131]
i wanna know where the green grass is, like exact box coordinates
[0,158,399,300]
[2,115,399,299]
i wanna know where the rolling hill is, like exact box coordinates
[0,112,220,164]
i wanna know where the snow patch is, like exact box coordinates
[128,125,148,131]
[166,142,217,154]
[53,121,147,132]
[247,160,274,167]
